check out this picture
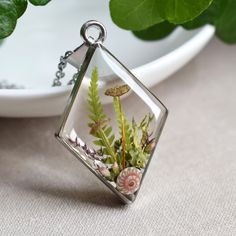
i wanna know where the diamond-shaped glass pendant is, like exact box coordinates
[55,21,168,203]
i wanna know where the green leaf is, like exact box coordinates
[87,67,106,122]
[182,0,223,29]
[182,0,236,44]
[158,0,213,24]
[0,0,50,39]
[0,0,18,39]
[104,126,112,137]
[133,21,176,41]
[29,0,51,6]
[93,140,104,146]
[131,118,140,149]
[215,0,236,44]
[13,0,28,18]
[110,0,213,30]
[87,67,117,162]
[109,134,115,144]
[109,0,164,30]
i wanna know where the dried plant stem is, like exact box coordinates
[114,97,126,169]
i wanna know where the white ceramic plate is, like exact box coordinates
[0,0,215,117]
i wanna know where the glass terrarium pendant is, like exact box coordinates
[55,21,168,204]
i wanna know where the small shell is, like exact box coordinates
[116,167,142,195]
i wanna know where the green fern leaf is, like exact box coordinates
[109,134,115,144]
[104,126,112,137]
[93,140,104,146]
[87,67,117,162]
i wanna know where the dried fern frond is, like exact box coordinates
[87,67,117,162]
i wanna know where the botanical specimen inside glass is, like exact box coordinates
[56,21,168,203]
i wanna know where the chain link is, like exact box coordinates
[68,70,80,85]
[52,51,75,87]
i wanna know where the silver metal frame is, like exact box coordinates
[55,21,168,204]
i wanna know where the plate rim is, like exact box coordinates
[0,25,215,99]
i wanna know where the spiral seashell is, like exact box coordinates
[116,167,142,195]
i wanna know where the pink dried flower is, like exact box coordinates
[116,167,142,195]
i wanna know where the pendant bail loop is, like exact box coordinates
[80,20,107,45]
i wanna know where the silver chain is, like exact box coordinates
[0,80,24,89]
[53,21,107,87]
[52,50,79,87]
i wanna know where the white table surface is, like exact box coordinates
[0,37,235,235]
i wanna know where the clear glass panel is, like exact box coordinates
[57,45,167,203]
